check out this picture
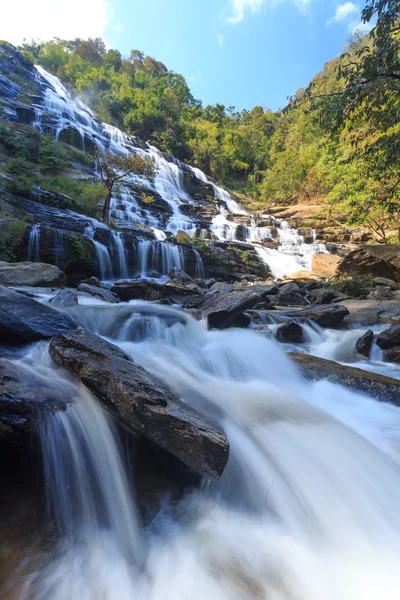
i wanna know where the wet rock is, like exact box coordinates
[337,245,400,282]
[282,304,349,327]
[0,358,69,435]
[80,276,101,287]
[168,268,192,284]
[337,299,400,322]
[49,330,229,480]
[49,289,78,307]
[77,283,120,303]
[355,330,374,358]
[275,322,304,344]
[0,286,77,343]
[111,280,165,301]
[288,352,400,406]
[184,290,261,329]
[376,324,400,350]
[383,347,400,363]
[0,261,66,287]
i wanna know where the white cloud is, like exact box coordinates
[351,20,374,34]
[217,33,224,45]
[328,2,358,25]
[225,0,312,24]
[1,0,112,45]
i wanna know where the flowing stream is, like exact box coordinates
[3,295,400,600]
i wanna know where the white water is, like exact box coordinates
[112,231,129,279]
[32,65,328,280]
[27,223,41,262]
[84,224,113,280]
[6,298,399,600]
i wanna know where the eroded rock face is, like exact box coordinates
[337,245,400,282]
[49,330,229,480]
[184,290,262,329]
[288,352,400,405]
[311,254,341,278]
[0,261,66,287]
[0,286,77,343]
[282,304,349,327]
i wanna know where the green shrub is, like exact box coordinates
[0,220,27,261]
[38,135,67,171]
[330,273,373,297]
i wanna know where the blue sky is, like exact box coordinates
[2,0,371,111]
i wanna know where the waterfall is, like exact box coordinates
[28,223,41,262]
[54,229,64,266]
[84,224,113,280]
[193,248,205,279]
[112,231,128,279]
[137,240,185,277]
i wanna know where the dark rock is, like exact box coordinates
[77,283,120,304]
[309,288,340,305]
[0,358,69,435]
[80,276,101,287]
[289,352,400,405]
[384,347,400,363]
[49,330,229,479]
[275,283,308,307]
[376,324,400,350]
[111,280,165,301]
[282,304,349,327]
[0,286,77,343]
[49,289,78,307]
[0,261,66,287]
[356,330,374,357]
[169,267,192,284]
[275,322,305,344]
[184,290,261,329]
[337,245,400,282]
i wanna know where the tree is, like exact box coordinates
[95,151,155,224]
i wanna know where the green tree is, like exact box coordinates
[94,151,155,224]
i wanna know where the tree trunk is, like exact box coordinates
[102,190,112,225]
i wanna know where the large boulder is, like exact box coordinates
[184,290,262,329]
[282,304,349,327]
[111,280,165,301]
[376,324,400,350]
[288,352,400,405]
[337,245,400,282]
[0,261,66,287]
[49,330,229,480]
[356,330,374,357]
[311,254,341,277]
[275,283,308,307]
[0,286,77,343]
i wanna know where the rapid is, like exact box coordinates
[3,293,400,600]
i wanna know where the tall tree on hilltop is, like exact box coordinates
[94,151,155,225]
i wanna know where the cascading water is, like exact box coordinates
[28,223,41,262]
[54,229,64,266]
[84,224,113,280]
[112,231,128,279]
[9,297,400,600]
[137,239,185,277]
